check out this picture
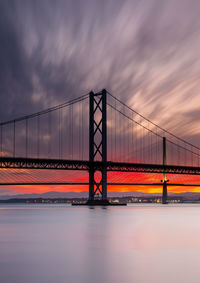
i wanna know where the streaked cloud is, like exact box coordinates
[1,0,200,143]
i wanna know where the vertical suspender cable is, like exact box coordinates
[124,110,126,161]
[26,118,28,158]
[1,125,2,157]
[78,102,80,160]
[136,116,138,162]
[177,143,180,166]
[59,108,61,159]
[156,128,158,164]
[60,108,63,159]
[111,104,113,161]
[37,115,40,158]
[81,99,83,160]
[131,112,133,162]
[119,108,121,161]
[191,145,193,166]
[13,120,15,157]
[123,105,125,161]
[148,126,150,163]
[128,115,130,162]
[71,104,74,159]
[140,118,142,162]
[67,107,70,159]
[150,126,152,163]
[142,125,144,163]
[184,142,186,166]
[48,111,51,158]
[171,140,173,165]
[115,98,116,161]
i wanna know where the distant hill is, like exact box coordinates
[0,191,88,200]
[0,191,200,200]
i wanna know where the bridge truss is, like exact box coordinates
[1,157,200,175]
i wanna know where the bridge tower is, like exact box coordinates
[87,89,108,204]
[162,137,168,204]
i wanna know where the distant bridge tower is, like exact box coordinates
[162,137,168,204]
[87,89,108,204]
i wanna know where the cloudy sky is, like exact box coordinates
[1,0,200,195]
[1,0,200,143]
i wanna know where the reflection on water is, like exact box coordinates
[1,204,200,283]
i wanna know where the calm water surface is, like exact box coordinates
[1,203,200,283]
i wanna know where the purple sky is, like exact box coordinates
[1,0,200,145]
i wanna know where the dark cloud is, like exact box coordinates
[0,0,200,145]
[0,1,34,120]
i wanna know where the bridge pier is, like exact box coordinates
[89,167,94,201]
[162,180,168,204]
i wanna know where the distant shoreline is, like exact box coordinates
[1,196,200,204]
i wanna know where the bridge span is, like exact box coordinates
[1,89,200,204]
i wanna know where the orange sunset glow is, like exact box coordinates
[1,169,200,196]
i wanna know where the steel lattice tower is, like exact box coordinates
[88,89,107,202]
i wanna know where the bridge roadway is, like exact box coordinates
[1,157,200,175]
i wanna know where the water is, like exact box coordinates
[1,204,200,283]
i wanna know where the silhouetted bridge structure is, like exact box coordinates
[1,90,200,204]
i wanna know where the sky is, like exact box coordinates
[1,0,200,196]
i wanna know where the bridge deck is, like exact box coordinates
[0,157,200,175]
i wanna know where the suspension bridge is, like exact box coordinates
[1,89,200,204]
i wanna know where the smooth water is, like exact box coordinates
[1,203,200,283]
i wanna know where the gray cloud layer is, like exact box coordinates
[1,0,200,144]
